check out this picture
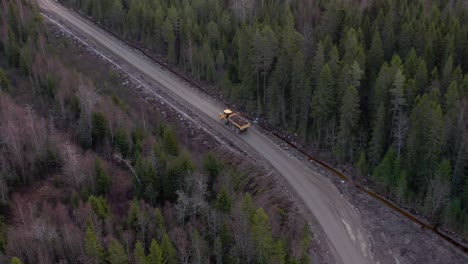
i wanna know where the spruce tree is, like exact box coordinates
[311,64,336,142]
[85,223,104,264]
[161,234,177,264]
[95,158,111,195]
[148,239,163,264]
[108,239,128,264]
[336,85,360,162]
[251,208,275,263]
[133,240,147,264]
[11,257,23,264]
[369,104,387,166]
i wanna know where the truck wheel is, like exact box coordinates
[224,120,229,125]
[236,128,241,134]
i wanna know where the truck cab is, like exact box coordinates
[219,109,233,124]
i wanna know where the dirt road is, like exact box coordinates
[38,0,372,262]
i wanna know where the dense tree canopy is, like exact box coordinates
[0,1,313,263]
[61,0,468,237]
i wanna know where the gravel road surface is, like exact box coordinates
[38,0,373,263]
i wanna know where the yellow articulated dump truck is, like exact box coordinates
[219,109,251,133]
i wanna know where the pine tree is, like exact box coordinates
[11,257,23,264]
[0,68,10,92]
[406,95,444,193]
[242,192,255,220]
[207,21,220,46]
[236,26,254,101]
[404,48,419,77]
[273,239,286,264]
[162,19,176,64]
[89,195,109,220]
[203,152,219,183]
[395,170,408,203]
[368,29,384,80]
[441,55,454,91]
[328,45,340,77]
[369,104,387,166]
[162,127,179,156]
[260,25,278,104]
[336,85,360,162]
[251,208,275,263]
[216,188,232,213]
[356,151,368,177]
[414,59,428,93]
[148,239,163,264]
[390,69,408,155]
[251,29,267,112]
[95,158,111,195]
[381,14,395,60]
[85,223,104,264]
[290,50,306,130]
[115,128,130,158]
[424,159,452,216]
[108,239,128,264]
[311,43,325,86]
[192,229,208,263]
[91,112,109,147]
[311,64,336,143]
[133,240,147,264]
[372,63,392,115]
[398,22,413,57]
[373,148,396,192]
[161,234,177,264]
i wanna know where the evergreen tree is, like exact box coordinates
[133,240,147,264]
[390,69,408,155]
[368,29,384,80]
[115,128,130,158]
[92,112,109,147]
[216,188,232,213]
[273,240,286,264]
[373,148,396,192]
[11,257,23,264]
[85,223,104,264]
[95,158,111,195]
[395,170,409,203]
[251,208,275,263]
[290,50,306,129]
[369,104,387,166]
[356,151,368,177]
[311,64,336,143]
[108,239,128,264]
[406,95,444,192]
[161,234,177,264]
[404,48,419,77]
[372,63,392,114]
[336,85,360,161]
[89,195,109,220]
[0,68,10,92]
[148,239,163,264]
[162,19,176,64]
[414,59,428,93]
[163,128,179,156]
[203,152,221,191]
[425,159,452,217]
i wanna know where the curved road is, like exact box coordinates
[38,0,372,263]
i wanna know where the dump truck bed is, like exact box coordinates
[229,114,251,130]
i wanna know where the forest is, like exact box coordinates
[0,1,312,263]
[59,0,468,239]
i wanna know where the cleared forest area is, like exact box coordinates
[0,1,317,263]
